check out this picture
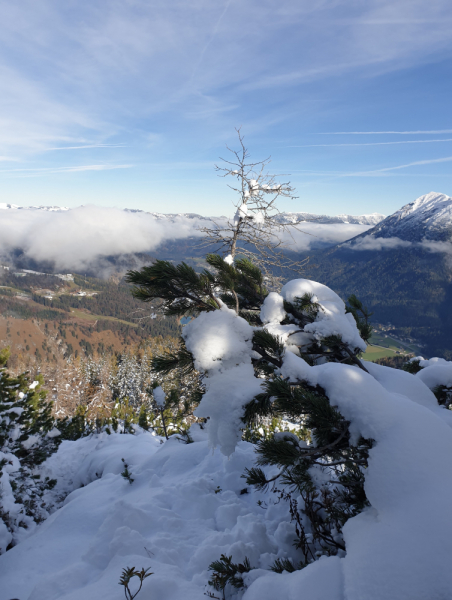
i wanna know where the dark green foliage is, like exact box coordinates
[151,343,195,376]
[0,347,63,550]
[243,392,274,423]
[138,405,150,431]
[346,294,373,344]
[242,466,271,491]
[129,254,270,385]
[121,458,134,484]
[242,376,372,562]
[283,293,321,326]
[126,254,268,322]
[402,359,422,374]
[270,557,299,573]
[126,260,220,317]
[0,349,56,467]
[432,384,452,409]
[119,566,153,600]
[252,330,284,368]
[58,405,94,440]
[208,555,252,591]
[232,257,267,310]
[292,292,322,321]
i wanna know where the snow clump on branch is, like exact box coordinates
[281,279,367,352]
[184,305,264,456]
[187,278,367,456]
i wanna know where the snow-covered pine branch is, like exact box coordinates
[0,348,60,553]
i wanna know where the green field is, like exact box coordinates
[363,345,400,362]
[362,331,421,363]
[0,285,30,295]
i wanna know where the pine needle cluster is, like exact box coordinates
[208,554,252,592]
[242,377,371,565]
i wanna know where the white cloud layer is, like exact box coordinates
[284,223,371,251]
[349,235,452,254]
[349,236,412,250]
[0,207,374,275]
[1,206,449,277]
[0,206,205,273]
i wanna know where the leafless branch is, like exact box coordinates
[198,128,312,290]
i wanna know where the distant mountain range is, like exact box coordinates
[0,204,70,212]
[0,202,385,227]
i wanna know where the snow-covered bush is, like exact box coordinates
[407,355,452,408]
[127,257,375,564]
[0,348,61,553]
[0,345,163,554]
[126,254,452,599]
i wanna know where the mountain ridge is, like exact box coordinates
[0,202,385,227]
[306,192,452,358]
[342,192,452,244]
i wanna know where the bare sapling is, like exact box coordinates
[199,128,310,288]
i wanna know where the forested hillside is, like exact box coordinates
[0,272,180,357]
[307,246,452,357]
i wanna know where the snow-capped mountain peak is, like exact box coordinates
[360,192,452,242]
[274,211,385,226]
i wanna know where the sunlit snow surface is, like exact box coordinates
[2,360,452,599]
[0,431,292,600]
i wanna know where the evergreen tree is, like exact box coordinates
[127,254,370,370]
[110,353,145,407]
[127,254,374,576]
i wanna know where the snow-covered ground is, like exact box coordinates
[0,429,293,600]
[2,354,452,600]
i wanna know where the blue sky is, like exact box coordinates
[1,0,452,216]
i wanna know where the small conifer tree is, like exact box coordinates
[127,254,373,578]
